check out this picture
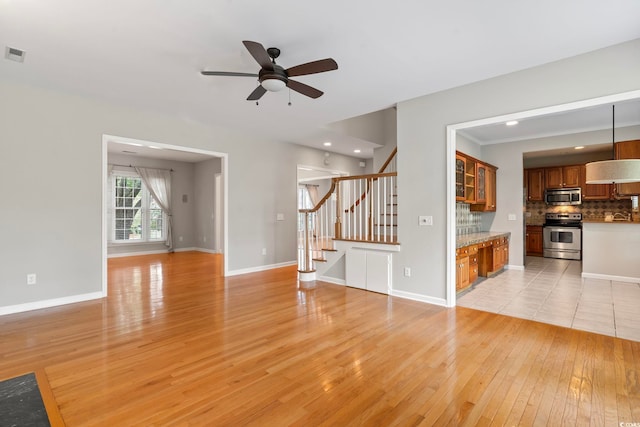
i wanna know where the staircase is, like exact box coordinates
[298,148,398,280]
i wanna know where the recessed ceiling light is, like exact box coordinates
[574,146,585,150]
[354,149,361,153]
[323,142,332,146]
[506,120,519,126]
[148,146,162,150]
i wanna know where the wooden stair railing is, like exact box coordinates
[298,148,397,273]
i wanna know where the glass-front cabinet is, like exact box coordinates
[456,155,465,200]
[476,164,486,203]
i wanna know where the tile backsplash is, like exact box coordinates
[526,199,633,224]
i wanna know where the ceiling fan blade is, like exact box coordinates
[247,85,267,101]
[201,71,259,77]
[286,79,323,99]
[286,58,338,77]
[242,40,274,71]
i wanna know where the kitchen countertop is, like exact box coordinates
[456,231,510,248]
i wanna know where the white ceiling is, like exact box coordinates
[460,98,640,146]
[3,0,640,159]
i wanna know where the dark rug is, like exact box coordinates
[0,372,50,426]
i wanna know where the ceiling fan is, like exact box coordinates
[201,40,338,101]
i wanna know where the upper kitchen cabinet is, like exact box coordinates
[456,151,479,204]
[471,164,496,212]
[615,139,640,196]
[580,164,612,200]
[544,165,581,189]
[455,154,465,201]
[526,168,544,201]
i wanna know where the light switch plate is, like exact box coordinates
[508,214,517,221]
[276,213,284,221]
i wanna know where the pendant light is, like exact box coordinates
[585,105,640,184]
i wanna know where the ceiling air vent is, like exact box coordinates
[5,46,26,63]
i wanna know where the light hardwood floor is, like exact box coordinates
[1,252,639,425]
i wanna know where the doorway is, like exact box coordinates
[102,134,228,295]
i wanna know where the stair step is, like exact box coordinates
[322,248,337,252]
[313,257,327,263]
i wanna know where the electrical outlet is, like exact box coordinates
[419,215,433,226]
[27,274,36,285]
[404,267,411,277]
[179,236,183,242]
[508,214,517,221]
[262,248,267,256]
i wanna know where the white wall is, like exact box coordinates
[582,222,640,281]
[394,38,640,305]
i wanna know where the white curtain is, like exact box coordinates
[135,167,173,251]
[306,184,320,207]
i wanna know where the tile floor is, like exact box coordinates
[457,256,640,342]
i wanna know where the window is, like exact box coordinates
[111,173,165,242]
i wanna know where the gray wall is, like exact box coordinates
[107,153,199,255]
[394,38,640,303]
[194,158,222,252]
[0,78,365,310]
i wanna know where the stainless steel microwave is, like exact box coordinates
[544,188,582,205]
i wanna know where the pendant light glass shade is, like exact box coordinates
[585,159,640,184]
[584,104,640,184]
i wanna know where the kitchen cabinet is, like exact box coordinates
[456,244,478,292]
[469,245,479,284]
[615,139,640,196]
[464,157,476,203]
[525,225,543,256]
[455,252,470,292]
[455,154,465,201]
[455,153,478,203]
[545,165,581,189]
[479,236,509,276]
[475,164,486,204]
[471,163,497,212]
[581,165,612,200]
[526,168,545,201]
[456,153,477,203]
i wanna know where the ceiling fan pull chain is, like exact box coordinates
[288,88,292,106]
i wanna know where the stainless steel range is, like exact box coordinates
[543,212,582,260]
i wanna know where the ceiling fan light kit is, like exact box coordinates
[201,40,338,101]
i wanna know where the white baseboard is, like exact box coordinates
[318,276,346,286]
[0,291,105,316]
[108,249,169,258]
[189,247,221,254]
[108,247,221,258]
[227,261,297,277]
[390,289,448,307]
[506,264,525,271]
[581,272,640,283]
